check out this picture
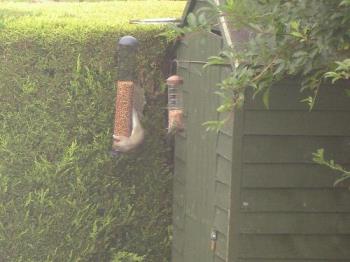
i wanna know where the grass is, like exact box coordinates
[0,1,185,33]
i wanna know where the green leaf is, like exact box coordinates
[334,174,350,186]
[204,56,226,68]
[216,102,232,113]
[248,23,263,32]
[198,13,207,25]
[293,51,308,58]
[273,61,285,76]
[290,31,304,38]
[202,120,224,132]
[290,21,299,30]
[187,13,197,27]
[262,87,270,109]
[339,0,350,6]
[312,148,324,163]
[300,96,314,110]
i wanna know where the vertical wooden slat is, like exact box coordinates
[227,107,244,262]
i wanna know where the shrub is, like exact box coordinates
[112,252,145,262]
[0,2,184,261]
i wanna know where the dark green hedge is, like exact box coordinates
[0,5,177,261]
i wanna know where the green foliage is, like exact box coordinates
[0,2,183,261]
[112,252,145,262]
[324,59,350,84]
[179,0,350,184]
[313,149,350,187]
[222,0,349,109]
[180,0,349,117]
[164,8,215,40]
[202,120,225,132]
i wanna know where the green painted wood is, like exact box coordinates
[242,163,350,189]
[183,215,210,260]
[174,158,186,185]
[240,213,350,234]
[179,4,350,261]
[244,111,350,136]
[227,108,245,262]
[179,0,196,25]
[238,235,350,259]
[192,0,211,12]
[215,231,228,260]
[216,155,231,186]
[172,127,186,261]
[174,135,187,162]
[244,79,350,111]
[214,255,226,262]
[237,79,350,261]
[238,259,350,262]
[173,226,185,253]
[240,189,350,212]
[173,202,185,230]
[173,31,224,262]
[215,181,230,210]
[173,247,184,262]
[173,181,185,207]
[219,112,234,136]
[238,258,349,262]
[217,131,233,160]
[177,66,191,97]
[213,206,229,234]
[183,75,218,260]
[172,55,187,261]
[243,136,350,164]
[176,38,190,60]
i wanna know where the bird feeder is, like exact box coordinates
[167,75,184,132]
[113,36,138,153]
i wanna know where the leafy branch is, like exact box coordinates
[177,0,349,134]
[313,149,350,187]
[172,0,350,186]
[324,59,350,83]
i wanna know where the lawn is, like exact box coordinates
[0,1,185,31]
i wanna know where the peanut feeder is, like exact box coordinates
[167,75,184,132]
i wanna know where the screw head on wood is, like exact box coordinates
[210,230,218,241]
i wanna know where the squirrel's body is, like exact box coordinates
[112,108,144,152]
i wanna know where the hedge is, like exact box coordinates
[0,2,184,261]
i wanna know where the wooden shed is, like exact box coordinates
[171,1,350,261]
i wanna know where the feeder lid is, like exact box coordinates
[166,75,183,85]
[119,36,138,47]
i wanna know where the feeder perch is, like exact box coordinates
[167,75,184,132]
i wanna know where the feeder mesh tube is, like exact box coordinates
[114,81,134,137]
[168,109,184,131]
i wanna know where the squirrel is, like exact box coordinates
[112,108,144,153]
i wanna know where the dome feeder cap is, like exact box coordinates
[166,75,183,86]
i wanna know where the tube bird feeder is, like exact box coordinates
[113,36,138,150]
[167,75,184,132]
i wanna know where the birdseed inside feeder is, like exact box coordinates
[114,81,134,137]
